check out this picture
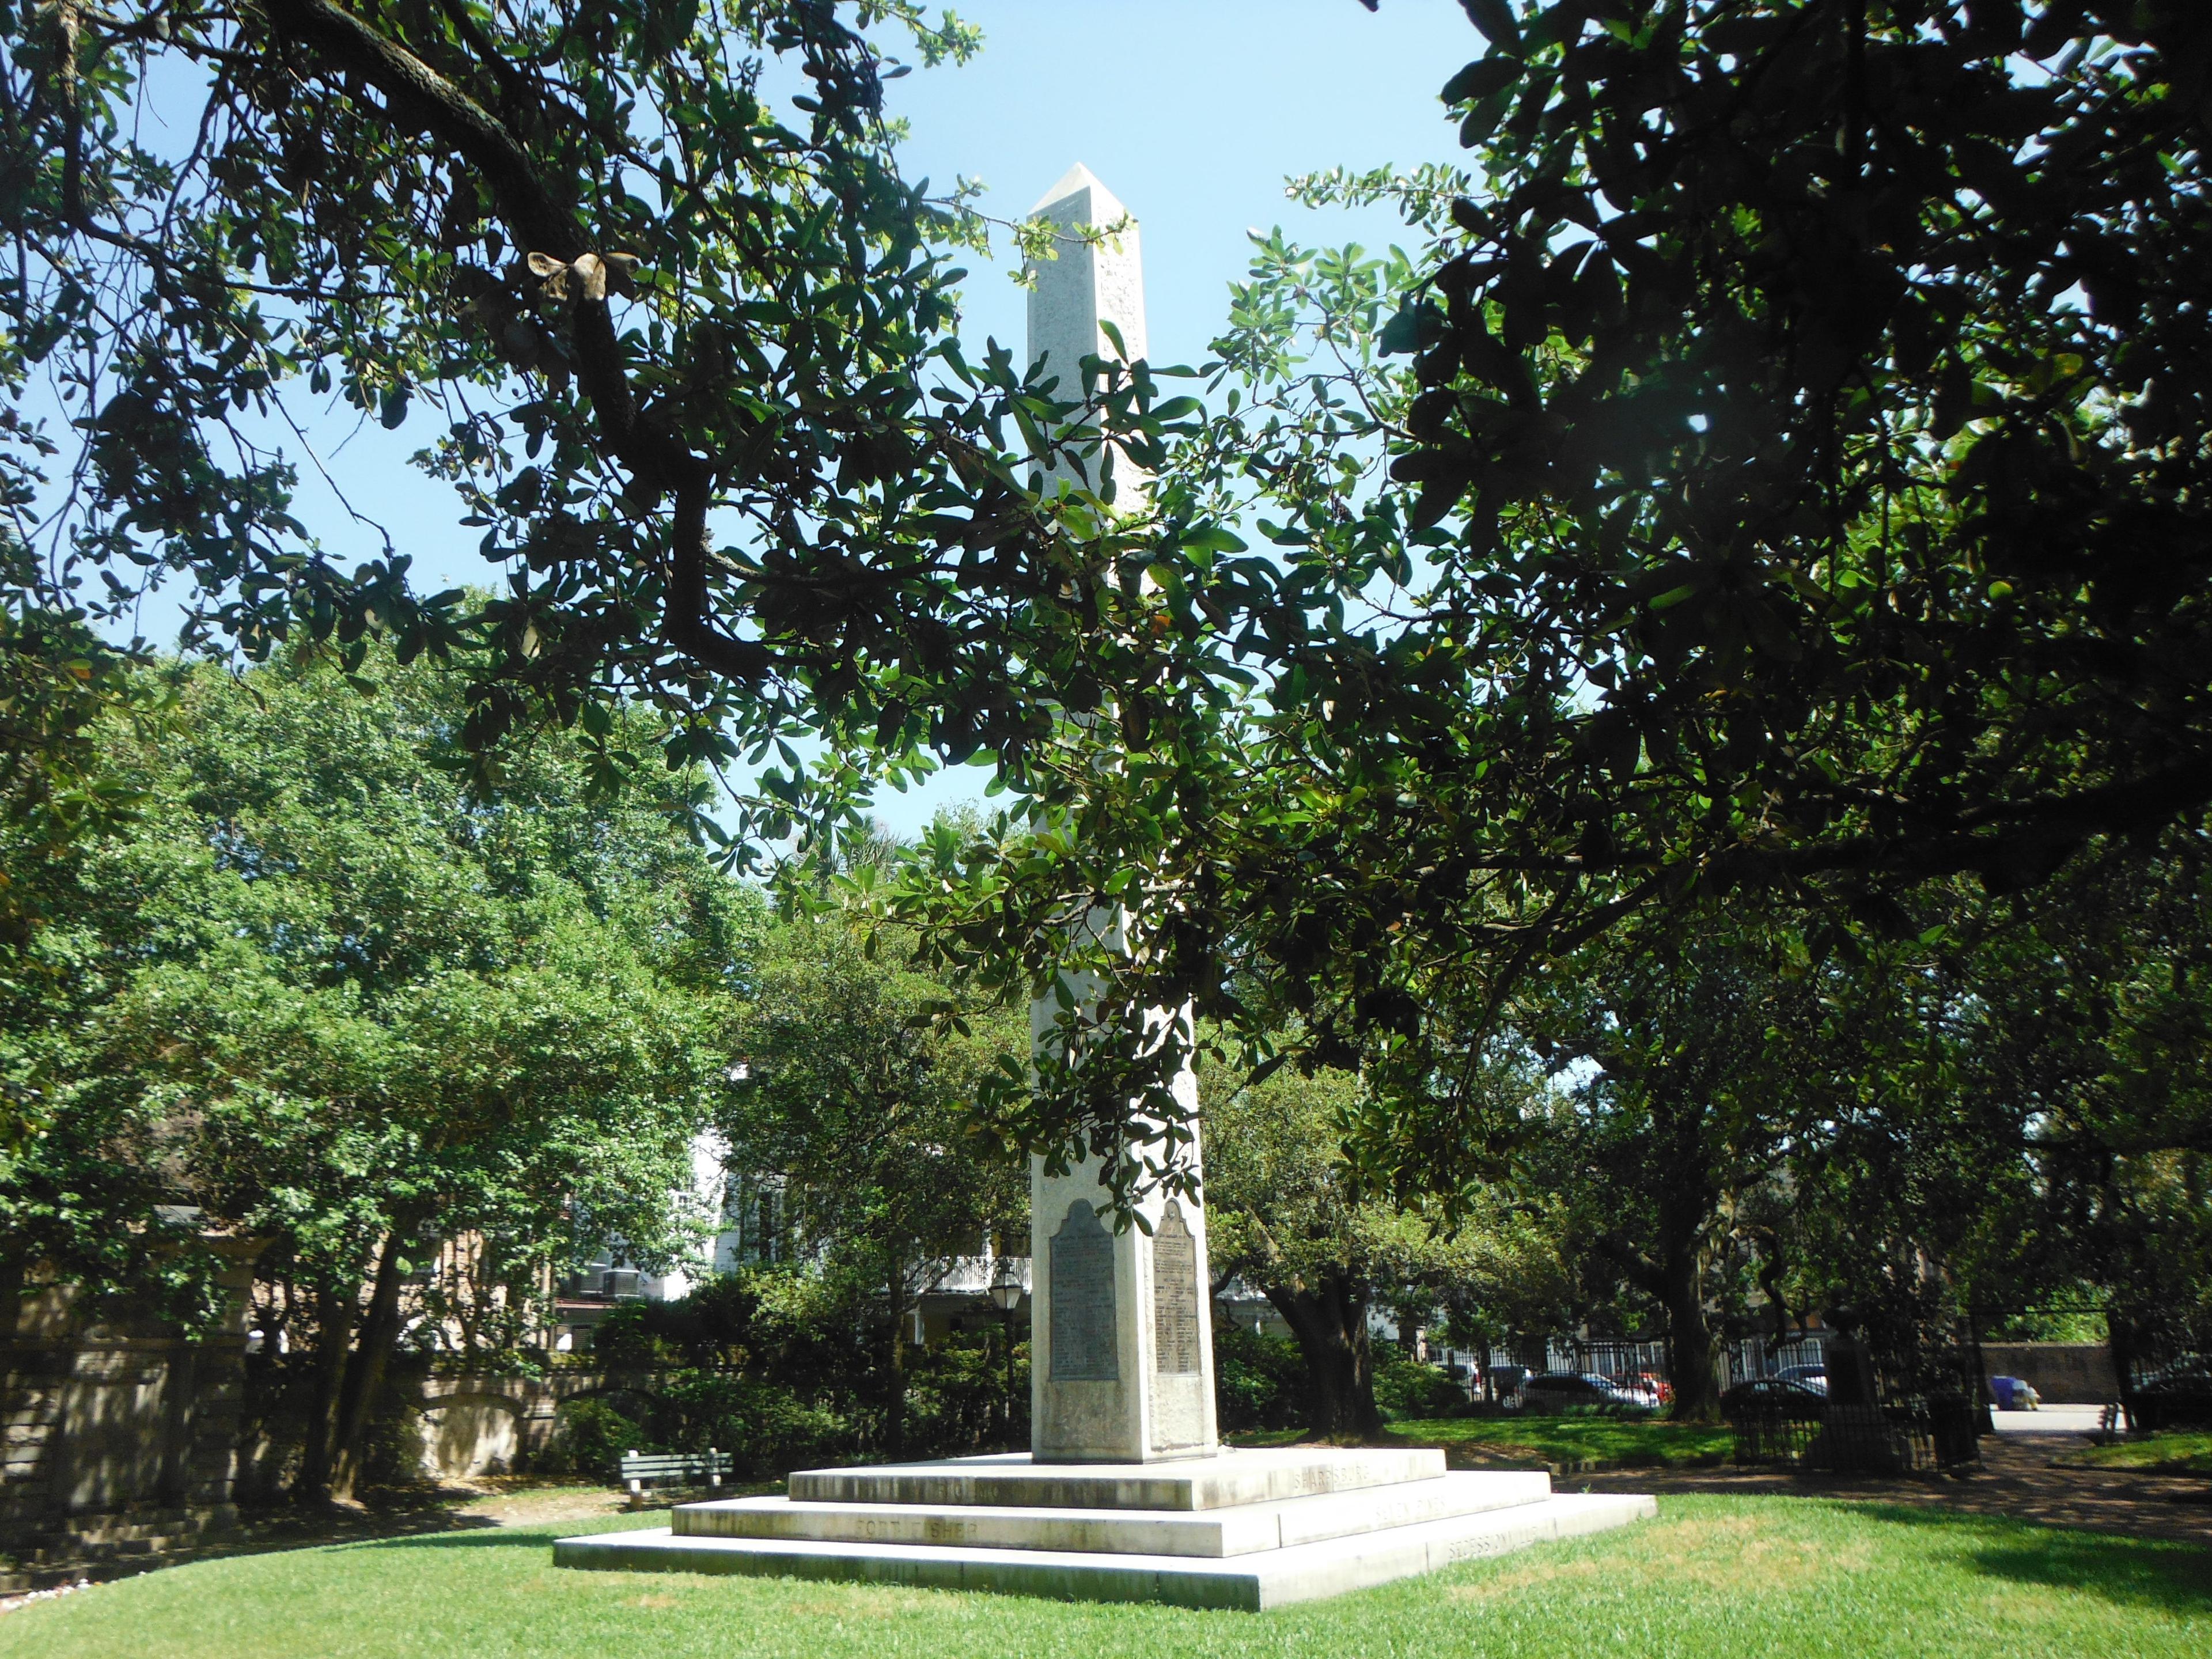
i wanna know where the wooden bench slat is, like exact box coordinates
[624,1457,719,1469]
[618,1448,732,1497]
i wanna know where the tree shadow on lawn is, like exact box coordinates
[189,1498,504,1568]
[349,1516,666,1552]
[1853,1502,2212,1619]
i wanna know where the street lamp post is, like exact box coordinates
[987,1255,1023,1447]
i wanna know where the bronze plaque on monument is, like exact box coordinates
[1152,1200,1201,1374]
[1050,1200,1119,1381]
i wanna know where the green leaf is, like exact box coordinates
[1182,526,1249,555]
[1441,55,1525,105]
[1371,305,1424,358]
[1459,0,1522,53]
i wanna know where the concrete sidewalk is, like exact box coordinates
[1990,1404,2109,1438]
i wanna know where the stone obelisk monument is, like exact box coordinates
[1022,164,1219,1464]
[555,166,1655,1604]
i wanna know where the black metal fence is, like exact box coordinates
[2119,1342,2212,1432]
[1482,1334,1832,1394]
[1480,1331,1981,1471]
[1727,1395,1981,1473]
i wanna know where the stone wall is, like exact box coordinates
[1,1237,692,1588]
[1,1244,262,1589]
[412,1370,629,1478]
[1980,1341,2119,1404]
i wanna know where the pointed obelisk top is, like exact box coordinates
[1025,163,1148,492]
[1029,161,1130,224]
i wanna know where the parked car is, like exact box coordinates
[1719,1377,1827,1420]
[1775,1362,1829,1396]
[1629,1370,1675,1407]
[1607,1374,1665,1411]
[1519,1372,1657,1413]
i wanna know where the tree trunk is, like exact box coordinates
[1266,1272,1382,1442]
[883,1272,908,1462]
[1658,1225,1722,1421]
[296,1281,355,1503]
[1650,1092,1724,1422]
[329,1231,409,1501]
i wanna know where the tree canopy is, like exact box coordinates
[8,0,2209,1331]
[1205,1058,1571,1436]
[0,639,751,1493]
[901,1,2212,1198]
[719,907,1025,1456]
[4,0,1197,847]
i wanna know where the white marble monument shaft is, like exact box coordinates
[1025,163,1148,500]
[1025,165,1218,1465]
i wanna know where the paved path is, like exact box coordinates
[1990,1404,2108,1438]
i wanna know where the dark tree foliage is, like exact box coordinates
[1378,0,2212,903]
[1940,838,2212,1353]
[3,0,1193,843]
[903,1,2212,1202]
[0,555,157,1147]
[1518,916,1823,1418]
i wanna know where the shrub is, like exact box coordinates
[1374,1353,1471,1420]
[905,1325,1027,1457]
[1214,1324,1304,1431]
[656,1372,855,1477]
[541,1397,648,1479]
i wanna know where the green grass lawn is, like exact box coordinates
[2054,1430,2212,1475]
[1234,1412,1736,1469]
[1378,1412,1737,1468]
[3,1494,2205,1659]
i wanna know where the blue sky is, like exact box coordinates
[113,2,1482,836]
[861,0,1479,831]
[894,1,1474,385]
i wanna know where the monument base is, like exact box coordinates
[554,1448,1654,1610]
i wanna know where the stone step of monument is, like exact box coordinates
[786,1446,1446,1513]
[556,1491,1658,1610]
[677,1469,1551,1558]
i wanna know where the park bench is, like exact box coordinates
[619,1448,731,1505]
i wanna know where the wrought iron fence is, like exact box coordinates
[1479,1331,1980,1470]
[1726,1396,1980,1472]
[2119,1342,2212,1432]
[1481,1333,1833,1396]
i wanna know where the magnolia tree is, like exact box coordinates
[4,0,1199,837]
[900,1,2212,1208]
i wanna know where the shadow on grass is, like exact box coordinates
[1851,1502,2212,1618]
[349,1516,664,1552]
[184,1505,505,1569]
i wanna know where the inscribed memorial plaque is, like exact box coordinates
[1152,1200,1200,1375]
[1050,1200,1119,1381]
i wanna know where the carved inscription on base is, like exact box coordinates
[1151,1200,1200,1375]
[1049,1200,1118,1381]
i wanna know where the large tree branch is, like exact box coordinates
[1728,751,2212,896]
[262,0,571,255]
[259,0,781,681]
